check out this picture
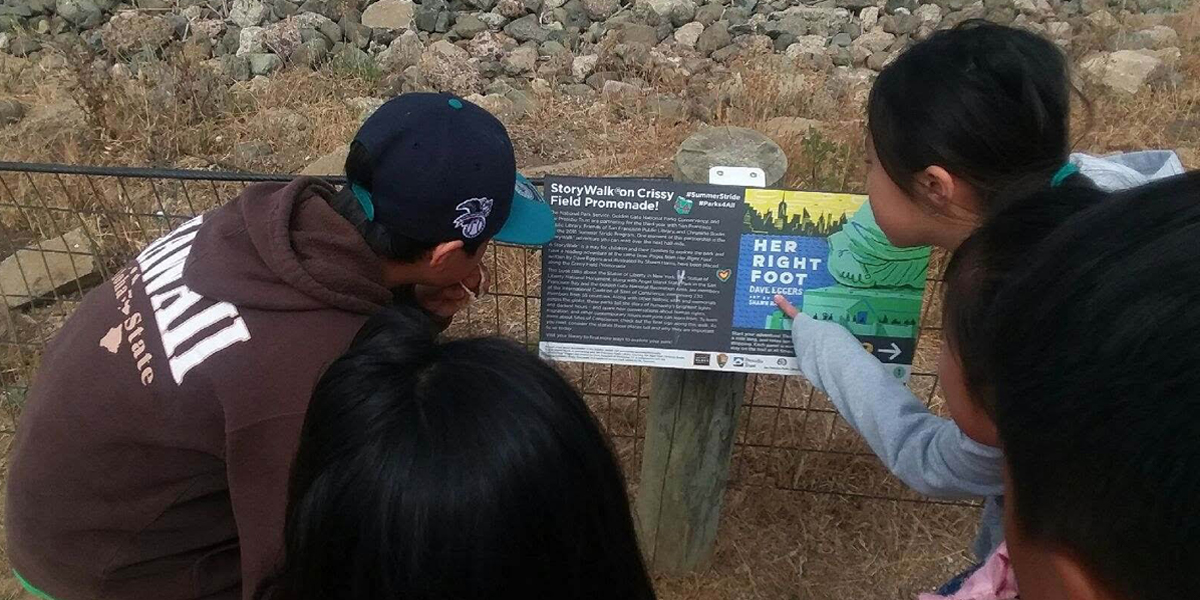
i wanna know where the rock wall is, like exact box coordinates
[0,0,1187,118]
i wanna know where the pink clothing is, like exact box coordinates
[919,543,1019,600]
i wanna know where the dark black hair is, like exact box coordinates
[989,172,1200,600]
[329,141,486,263]
[942,176,1100,417]
[257,307,655,600]
[868,20,1081,210]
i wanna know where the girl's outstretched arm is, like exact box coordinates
[777,296,1003,499]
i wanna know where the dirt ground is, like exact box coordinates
[1,6,1199,599]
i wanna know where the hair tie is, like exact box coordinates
[351,182,376,222]
[1050,162,1079,188]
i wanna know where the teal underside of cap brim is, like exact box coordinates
[495,193,556,246]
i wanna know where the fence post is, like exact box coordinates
[636,127,787,573]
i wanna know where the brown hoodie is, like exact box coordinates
[7,178,411,600]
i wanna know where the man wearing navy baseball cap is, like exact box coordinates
[337,92,555,315]
[7,93,554,600]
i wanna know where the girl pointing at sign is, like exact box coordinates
[773,20,1182,593]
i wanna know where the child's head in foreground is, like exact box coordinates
[257,308,655,600]
[958,173,1200,599]
[866,20,1077,249]
[938,178,1099,447]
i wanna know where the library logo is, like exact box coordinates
[693,353,711,366]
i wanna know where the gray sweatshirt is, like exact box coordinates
[788,150,1184,561]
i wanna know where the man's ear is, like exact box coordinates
[429,240,466,268]
[915,166,957,210]
[1051,552,1113,600]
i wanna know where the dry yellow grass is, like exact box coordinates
[1,10,1199,599]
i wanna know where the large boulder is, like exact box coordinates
[850,28,894,65]
[572,53,598,79]
[1085,10,1119,30]
[55,0,103,28]
[215,54,252,81]
[674,21,704,48]
[773,6,850,37]
[259,17,304,57]
[246,52,283,75]
[504,13,551,43]
[0,99,25,125]
[419,39,484,95]
[583,0,620,20]
[100,11,175,56]
[497,0,530,18]
[290,37,330,67]
[237,26,265,55]
[230,0,270,28]
[785,34,831,69]
[1080,50,1167,95]
[674,127,788,187]
[1108,26,1179,51]
[611,22,660,46]
[468,30,518,61]
[1,228,99,309]
[300,144,350,176]
[696,21,732,57]
[1013,0,1052,16]
[639,0,698,27]
[377,29,423,71]
[331,44,374,72]
[453,14,488,37]
[361,0,415,30]
[294,11,342,42]
[191,18,227,41]
[602,79,643,104]
[465,92,516,118]
[502,45,538,75]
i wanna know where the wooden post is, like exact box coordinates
[636,128,788,573]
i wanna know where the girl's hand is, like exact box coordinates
[774,294,800,318]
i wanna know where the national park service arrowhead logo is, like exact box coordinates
[99,325,122,354]
[717,353,729,368]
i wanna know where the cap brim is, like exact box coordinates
[494,173,556,246]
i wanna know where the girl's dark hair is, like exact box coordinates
[988,172,1200,600]
[942,175,1101,417]
[868,20,1081,210]
[328,141,486,262]
[257,307,655,600]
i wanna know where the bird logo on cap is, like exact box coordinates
[454,197,493,239]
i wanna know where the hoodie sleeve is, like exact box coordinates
[225,412,307,600]
[790,313,1004,499]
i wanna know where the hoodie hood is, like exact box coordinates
[184,177,393,315]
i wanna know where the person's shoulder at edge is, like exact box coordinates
[1070,150,1185,192]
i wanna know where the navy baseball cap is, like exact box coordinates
[349,93,555,246]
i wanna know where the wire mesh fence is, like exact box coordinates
[0,161,970,509]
